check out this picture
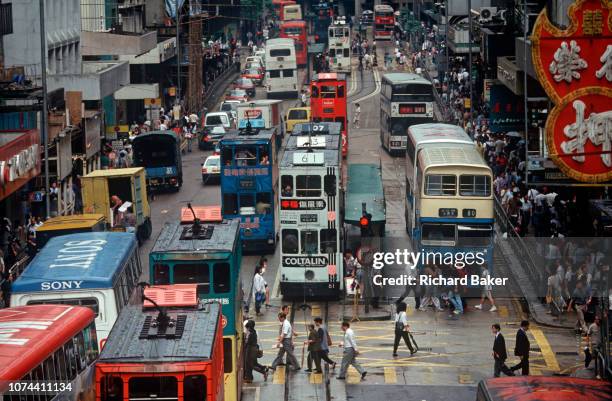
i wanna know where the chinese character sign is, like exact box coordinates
[531,0,612,183]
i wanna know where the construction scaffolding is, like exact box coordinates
[187,17,203,113]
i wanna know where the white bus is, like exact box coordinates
[283,3,302,21]
[279,122,344,299]
[265,38,298,98]
[328,18,351,74]
[380,73,434,154]
[10,232,142,349]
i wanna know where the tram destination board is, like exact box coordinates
[300,213,318,223]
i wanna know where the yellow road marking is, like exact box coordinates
[531,368,542,376]
[458,374,474,384]
[309,373,323,384]
[384,367,397,383]
[530,327,560,371]
[406,304,414,316]
[272,366,285,384]
[347,366,361,384]
[498,305,509,318]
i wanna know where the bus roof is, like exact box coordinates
[35,213,105,232]
[266,38,295,47]
[408,123,472,147]
[151,219,240,256]
[345,164,386,223]
[419,145,489,170]
[82,166,145,178]
[98,303,221,363]
[374,4,393,11]
[0,305,95,382]
[12,232,137,293]
[312,72,346,82]
[479,377,612,401]
[132,130,179,143]
[220,128,276,145]
[382,72,431,85]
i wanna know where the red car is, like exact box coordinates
[226,88,249,102]
[234,77,256,97]
[241,68,264,85]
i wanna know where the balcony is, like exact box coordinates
[81,30,157,56]
[48,61,129,101]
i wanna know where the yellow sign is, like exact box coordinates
[463,98,471,109]
[144,98,161,106]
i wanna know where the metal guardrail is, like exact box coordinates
[203,61,240,111]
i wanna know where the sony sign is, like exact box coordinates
[49,239,108,269]
[282,256,328,267]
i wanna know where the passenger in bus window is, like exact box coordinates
[282,185,293,197]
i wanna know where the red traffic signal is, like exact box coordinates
[359,216,370,227]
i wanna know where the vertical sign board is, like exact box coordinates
[531,0,612,183]
[488,83,524,133]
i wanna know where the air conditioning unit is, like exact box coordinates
[479,7,497,23]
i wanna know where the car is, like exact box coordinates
[226,88,249,102]
[201,154,221,184]
[199,125,226,150]
[241,68,264,86]
[234,77,256,97]
[246,55,264,67]
[245,61,264,74]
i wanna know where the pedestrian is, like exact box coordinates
[511,320,530,375]
[244,320,269,383]
[393,302,416,357]
[271,313,300,371]
[301,90,308,106]
[475,265,497,312]
[314,317,336,368]
[567,279,589,333]
[586,315,602,379]
[304,324,322,373]
[352,103,361,129]
[252,265,267,316]
[337,321,367,380]
[491,323,515,377]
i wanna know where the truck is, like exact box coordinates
[131,131,183,192]
[236,100,284,132]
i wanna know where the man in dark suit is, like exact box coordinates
[491,323,515,377]
[511,320,530,375]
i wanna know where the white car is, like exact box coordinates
[246,55,264,68]
[202,155,221,184]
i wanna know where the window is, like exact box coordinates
[223,338,233,373]
[459,175,491,197]
[321,85,336,98]
[54,345,67,381]
[101,376,123,401]
[64,339,77,380]
[83,323,99,363]
[282,229,299,254]
[44,356,56,382]
[174,263,210,294]
[74,332,87,372]
[421,224,455,245]
[153,263,170,285]
[240,193,255,210]
[334,117,345,131]
[27,298,100,317]
[425,175,456,196]
[311,86,319,98]
[269,70,281,78]
[235,146,257,166]
[301,230,318,254]
[221,148,233,166]
[281,175,293,196]
[320,229,337,253]
[288,109,308,120]
[223,193,238,215]
[283,69,294,77]
[296,175,321,197]
[184,375,206,401]
[270,49,291,57]
[458,225,493,247]
[213,263,231,294]
[343,48,350,57]
[324,174,336,196]
[337,85,345,98]
[206,115,226,125]
[256,193,272,214]
[128,377,178,400]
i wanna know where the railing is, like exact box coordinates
[203,61,240,111]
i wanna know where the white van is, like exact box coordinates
[204,111,232,130]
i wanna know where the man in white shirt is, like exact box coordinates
[271,313,300,371]
[337,321,367,380]
[252,266,267,316]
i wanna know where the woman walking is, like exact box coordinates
[244,320,269,383]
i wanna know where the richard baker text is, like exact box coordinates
[372,274,508,287]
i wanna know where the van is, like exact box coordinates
[204,111,232,130]
[285,107,311,132]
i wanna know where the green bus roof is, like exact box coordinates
[345,163,386,223]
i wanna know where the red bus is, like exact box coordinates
[0,305,99,401]
[96,285,225,401]
[310,73,348,156]
[280,20,308,66]
[272,0,295,20]
[374,4,395,40]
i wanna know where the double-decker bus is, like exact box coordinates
[11,232,141,349]
[328,17,351,74]
[265,38,298,98]
[380,73,434,154]
[313,1,333,43]
[0,305,99,401]
[405,124,494,272]
[374,4,395,40]
[282,3,302,21]
[272,0,295,19]
[96,288,225,401]
[280,20,307,67]
[310,73,348,157]
[219,128,279,253]
[149,216,243,401]
[279,122,344,299]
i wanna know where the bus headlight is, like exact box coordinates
[305,270,315,281]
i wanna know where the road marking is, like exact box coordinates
[530,327,560,371]
[498,305,509,318]
[310,372,323,384]
[458,374,474,384]
[255,386,260,401]
[384,367,397,383]
[531,368,542,376]
[272,366,285,384]
[347,366,361,384]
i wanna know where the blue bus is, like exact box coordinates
[219,128,279,253]
[10,232,142,349]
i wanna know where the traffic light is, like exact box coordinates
[360,211,373,237]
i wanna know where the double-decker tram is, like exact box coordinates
[310,73,348,157]
[10,232,141,349]
[0,305,99,401]
[219,127,279,252]
[328,17,351,74]
[265,38,298,98]
[279,122,344,299]
[279,20,307,67]
[313,1,333,43]
[405,124,494,272]
[380,73,434,154]
[149,213,243,401]
[374,4,395,40]
[95,288,224,401]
